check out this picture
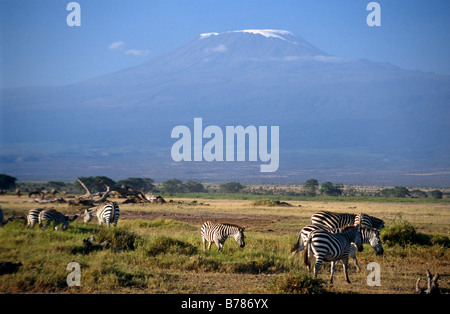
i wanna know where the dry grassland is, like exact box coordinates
[0,194,449,294]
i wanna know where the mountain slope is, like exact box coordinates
[1,30,449,184]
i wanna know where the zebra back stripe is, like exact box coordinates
[26,208,45,228]
[39,209,70,231]
[292,224,382,253]
[97,202,120,227]
[311,211,384,230]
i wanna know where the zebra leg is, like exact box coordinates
[313,257,323,279]
[349,245,360,271]
[330,261,338,284]
[202,238,206,251]
[342,257,351,283]
[40,222,49,231]
[215,240,223,251]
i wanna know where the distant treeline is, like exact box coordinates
[0,174,447,199]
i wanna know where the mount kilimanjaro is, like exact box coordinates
[1,29,449,184]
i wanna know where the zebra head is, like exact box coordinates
[83,208,95,223]
[352,225,364,252]
[365,228,384,255]
[61,216,71,231]
[234,227,245,248]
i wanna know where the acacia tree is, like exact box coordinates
[162,179,185,193]
[304,179,319,197]
[319,182,343,196]
[0,174,17,190]
[220,182,244,193]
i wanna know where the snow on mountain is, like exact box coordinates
[201,29,294,41]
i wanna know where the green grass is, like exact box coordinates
[0,214,449,294]
[162,192,450,203]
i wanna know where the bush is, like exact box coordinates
[251,199,278,206]
[269,272,328,294]
[146,236,198,256]
[95,227,141,251]
[381,217,450,248]
[381,218,417,247]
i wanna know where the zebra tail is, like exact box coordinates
[290,232,302,254]
[304,239,310,268]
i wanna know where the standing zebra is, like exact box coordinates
[304,225,363,283]
[38,209,78,231]
[292,224,383,271]
[25,208,45,229]
[311,211,384,230]
[201,221,245,251]
[84,202,120,227]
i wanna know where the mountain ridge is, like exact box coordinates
[1,30,449,184]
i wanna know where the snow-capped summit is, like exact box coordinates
[200,29,294,41]
[195,29,327,63]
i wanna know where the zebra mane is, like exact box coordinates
[341,224,358,231]
[220,222,245,230]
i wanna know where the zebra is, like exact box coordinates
[38,209,78,231]
[304,225,363,283]
[201,221,245,251]
[84,202,120,227]
[25,208,45,229]
[311,211,385,230]
[291,224,383,271]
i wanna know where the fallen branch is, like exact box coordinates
[415,269,440,294]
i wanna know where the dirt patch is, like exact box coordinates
[120,210,285,231]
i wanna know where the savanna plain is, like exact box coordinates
[0,194,449,294]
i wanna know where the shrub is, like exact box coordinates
[269,272,328,294]
[381,218,417,247]
[146,236,198,256]
[251,199,278,206]
[381,217,450,248]
[95,227,141,251]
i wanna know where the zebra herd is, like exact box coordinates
[23,201,121,231]
[292,211,385,283]
[16,204,385,284]
[199,211,384,283]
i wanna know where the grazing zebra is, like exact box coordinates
[84,202,120,227]
[292,224,383,271]
[25,208,45,229]
[38,209,78,231]
[304,225,363,283]
[311,211,384,230]
[201,221,245,251]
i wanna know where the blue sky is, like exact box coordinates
[1,0,449,88]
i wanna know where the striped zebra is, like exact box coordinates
[84,202,120,227]
[201,221,245,251]
[292,224,383,271]
[311,211,384,230]
[25,208,45,229]
[38,209,78,231]
[304,225,363,283]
